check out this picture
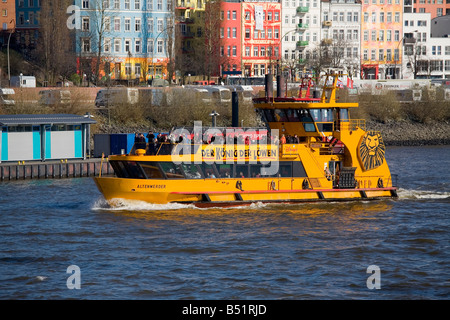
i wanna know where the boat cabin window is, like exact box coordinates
[339,109,349,122]
[111,161,146,179]
[274,109,288,122]
[111,161,308,180]
[159,162,185,179]
[181,163,203,179]
[139,162,164,179]
[286,109,299,122]
[202,163,218,178]
[236,164,249,178]
[216,164,232,178]
[278,163,292,177]
[250,164,263,178]
[263,109,275,122]
[298,109,313,122]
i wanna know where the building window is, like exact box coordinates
[135,39,141,53]
[135,18,141,32]
[135,64,141,78]
[157,39,163,53]
[379,49,384,61]
[104,38,111,53]
[114,18,121,32]
[386,49,392,61]
[125,39,131,53]
[147,39,153,53]
[125,63,132,75]
[82,17,90,31]
[125,18,131,31]
[82,38,90,52]
[114,38,121,53]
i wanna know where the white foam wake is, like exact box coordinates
[92,198,197,211]
[397,188,450,200]
[92,198,270,212]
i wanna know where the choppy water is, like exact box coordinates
[0,146,448,300]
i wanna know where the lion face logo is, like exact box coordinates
[359,131,385,171]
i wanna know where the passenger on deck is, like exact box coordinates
[280,134,286,144]
[147,131,156,155]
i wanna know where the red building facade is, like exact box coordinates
[241,1,282,77]
[216,0,282,78]
[219,1,243,76]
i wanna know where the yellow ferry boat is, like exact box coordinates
[94,75,398,207]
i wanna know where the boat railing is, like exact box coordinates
[340,119,366,131]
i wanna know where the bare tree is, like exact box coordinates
[85,0,114,85]
[404,42,427,79]
[203,0,223,80]
[37,0,75,85]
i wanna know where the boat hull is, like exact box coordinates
[94,176,397,207]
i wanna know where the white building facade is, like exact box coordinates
[321,0,361,78]
[402,12,450,79]
[281,0,322,80]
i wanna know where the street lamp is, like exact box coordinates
[209,110,219,127]
[7,19,15,85]
[151,25,174,80]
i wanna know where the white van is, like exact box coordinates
[39,89,71,105]
[204,86,231,106]
[0,88,15,105]
[95,88,139,107]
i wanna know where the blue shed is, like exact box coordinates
[0,114,96,163]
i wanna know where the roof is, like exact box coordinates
[0,114,96,126]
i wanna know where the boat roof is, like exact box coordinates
[0,114,96,126]
[253,98,358,109]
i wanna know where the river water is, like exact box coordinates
[0,146,448,300]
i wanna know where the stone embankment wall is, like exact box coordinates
[367,120,450,146]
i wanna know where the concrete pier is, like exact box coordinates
[0,159,113,181]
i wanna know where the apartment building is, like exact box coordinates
[0,0,16,47]
[402,12,450,79]
[320,0,361,78]
[241,0,282,77]
[218,1,242,76]
[76,0,173,82]
[360,0,403,79]
[408,0,450,19]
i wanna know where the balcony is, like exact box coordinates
[296,7,309,14]
[296,41,309,48]
[403,38,416,44]
[297,23,309,29]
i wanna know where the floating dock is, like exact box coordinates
[0,158,112,181]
